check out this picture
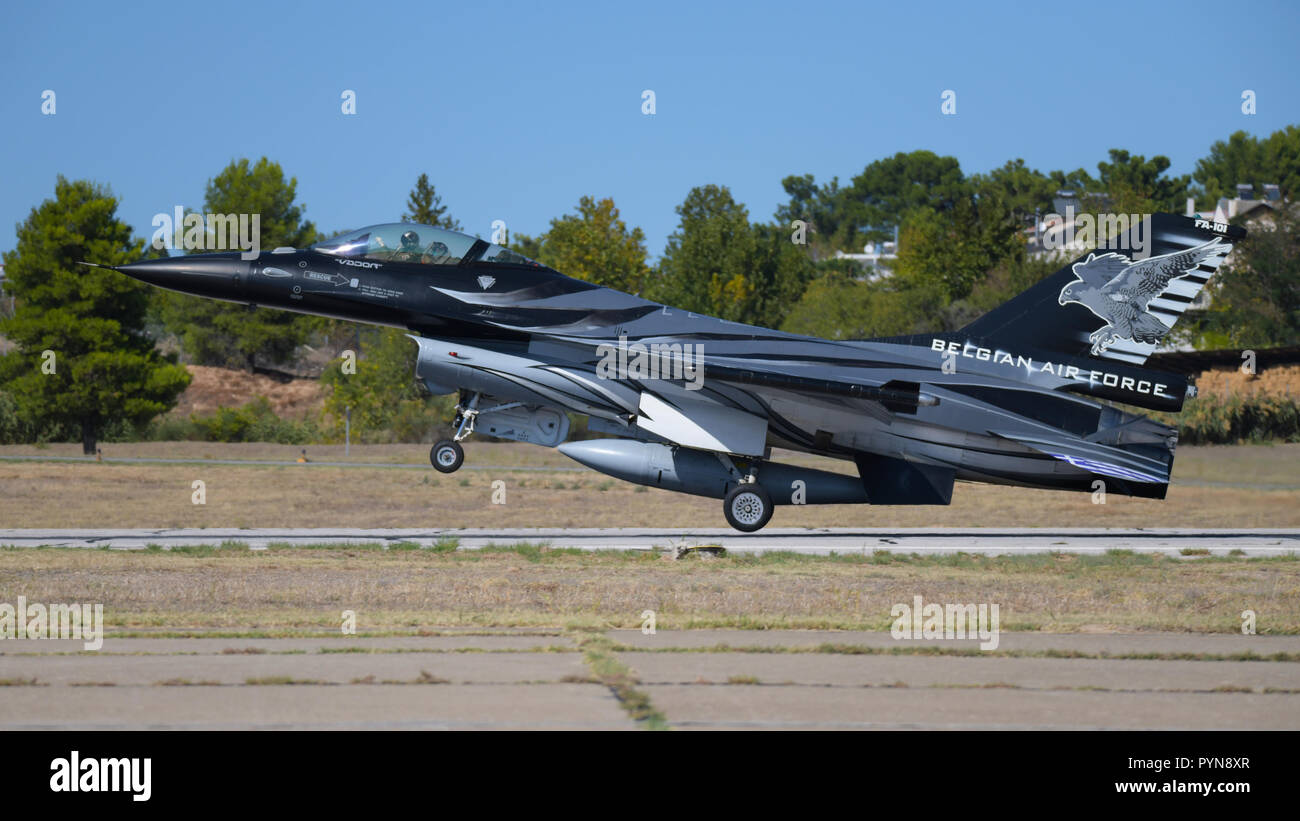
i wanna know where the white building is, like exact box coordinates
[832,240,897,281]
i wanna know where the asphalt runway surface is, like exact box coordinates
[2,527,1297,555]
[2,630,1297,730]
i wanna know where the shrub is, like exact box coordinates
[1156,394,1300,445]
[144,397,321,444]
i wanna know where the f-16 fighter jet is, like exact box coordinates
[103,214,1242,531]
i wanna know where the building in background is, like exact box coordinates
[1187,182,1285,224]
[831,233,897,281]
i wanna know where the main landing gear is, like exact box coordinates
[720,454,773,532]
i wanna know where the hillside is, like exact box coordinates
[170,365,326,420]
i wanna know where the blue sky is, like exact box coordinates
[2,0,1298,260]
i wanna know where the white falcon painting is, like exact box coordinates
[1057,238,1233,355]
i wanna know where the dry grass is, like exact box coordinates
[0,442,1297,529]
[0,440,565,466]
[1196,364,1300,400]
[1,546,1296,634]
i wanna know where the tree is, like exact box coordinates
[1095,148,1190,213]
[841,151,970,245]
[650,185,755,316]
[892,198,1020,303]
[746,221,819,328]
[0,177,190,452]
[153,157,320,371]
[780,269,946,340]
[527,196,650,293]
[650,185,814,328]
[206,157,318,249]
[319,327,454,442]
[774,173,845,259]
[971,159,1059,227]
[402,173,462,230]
[1181,205,1300,348]
[508,232,543,261]
[1194,126,1300,203]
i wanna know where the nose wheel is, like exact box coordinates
[723,482,773,532]
[431,440,464,473]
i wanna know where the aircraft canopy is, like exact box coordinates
[312,224,537,267]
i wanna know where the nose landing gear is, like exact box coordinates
[430,392,480,474]
[430,439,464,473]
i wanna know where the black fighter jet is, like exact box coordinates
[103,214,1244,531]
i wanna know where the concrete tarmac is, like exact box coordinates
[2,630,1295,730]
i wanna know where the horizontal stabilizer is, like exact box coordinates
[988,429,1170,491]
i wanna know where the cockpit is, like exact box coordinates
[311,224,539,267]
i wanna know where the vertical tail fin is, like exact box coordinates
[962,213,1245,365]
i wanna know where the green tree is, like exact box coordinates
[527,196,650,293]
[402,173,462,230]
[841,151,970,245]
[0,177,190,452]
[319,327,453,442]
[971,159,1059,226]
[892,189,1022,304]
[774,173,846,258]
[780,270,946,340]
[153,157,320,371]
[777,155,1099,257]
[650,185,814,328]
[651,185,755,316]
[508,232,543,261]
[1181,206,1300,348]
[1194,126,1300,203]
[1095,148,1190,213]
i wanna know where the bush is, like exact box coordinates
[1156,394,1300,445]
[0,389,73,444]
[0,390,22,444]
[385,396,455,444]
[144,397,321,444]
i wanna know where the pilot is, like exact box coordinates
[393,230,423,262]
[425,241,451,264]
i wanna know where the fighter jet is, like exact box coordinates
[104,214,1243,531]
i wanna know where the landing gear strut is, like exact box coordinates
[430,391,482,474]
[450,391,482,442]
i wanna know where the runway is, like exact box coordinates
[2,527,1297,555]
[4,529,1297,730]
[2,631,1297,730]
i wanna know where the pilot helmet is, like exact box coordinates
[400,230,420,250]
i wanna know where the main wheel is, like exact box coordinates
[430,440,464,473]
[723,483,773,532]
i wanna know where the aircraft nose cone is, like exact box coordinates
[116,253,248,299]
